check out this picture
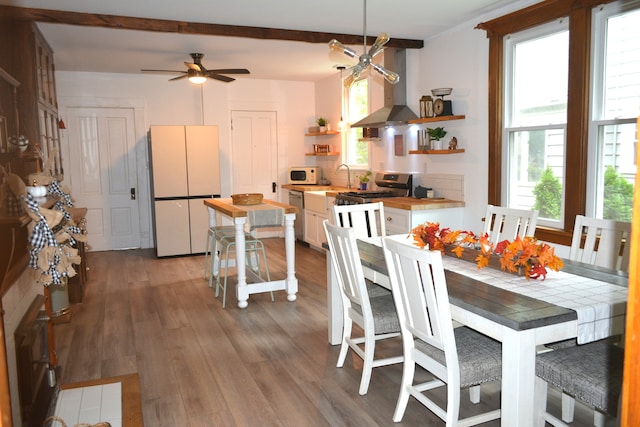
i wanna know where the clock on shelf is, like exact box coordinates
[433,98,444,116]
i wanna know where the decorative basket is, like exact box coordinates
[231,193,263,205]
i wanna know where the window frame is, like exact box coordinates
[478,0,620,246]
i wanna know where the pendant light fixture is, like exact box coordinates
[328,0,399,88]
[337,66,346,131]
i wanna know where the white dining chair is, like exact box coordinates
[332,202,390,298]
[534,339,624,427]
[550,214,630,423]
[382,236,502,425]
[569,215,631,272]
[483,204,539,244]
[332,202,386,238]
[323,220,403,395]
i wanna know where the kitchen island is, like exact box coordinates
[204,198,298,308]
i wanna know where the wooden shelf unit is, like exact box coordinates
[407,114,465,124]
[409,149,465,155]
[304,130,340,136]
[305,152,340,156]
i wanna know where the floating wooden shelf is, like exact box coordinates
[305,130,340,136]
[407,115,466,124]
[305,152,341,156]
[409,149,465,155]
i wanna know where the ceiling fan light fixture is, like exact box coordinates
[188,69,207,85]
[188,76,207,84]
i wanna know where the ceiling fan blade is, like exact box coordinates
[185,62,201,71]
[208,69,250,75]
[169,75,188,81]
[141,69,186,74]
[207,73,235,83]
[371,62,400,84]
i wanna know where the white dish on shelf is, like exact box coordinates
[431,87,452,97]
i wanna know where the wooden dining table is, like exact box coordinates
[325,234,628,426]
[204,198,298,308]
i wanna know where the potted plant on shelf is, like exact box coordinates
[427,127,447,150]
[317,117,328,133]
[357,170,372,190]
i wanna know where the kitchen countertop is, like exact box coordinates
[378,197,465,210]
[282,185,464,211]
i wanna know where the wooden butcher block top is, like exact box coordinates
[378,197,465,210]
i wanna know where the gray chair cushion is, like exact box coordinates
[365,278,392,298]
[536,339,624,414]
[415,326,502,387]
[351,293,400,335]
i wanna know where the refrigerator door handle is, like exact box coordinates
[131,188,136,200]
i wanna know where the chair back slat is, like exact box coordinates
[483,204,538,244]
[333,202,386,238]
[569,215,632,271]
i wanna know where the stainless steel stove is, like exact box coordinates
[336,172,412,205]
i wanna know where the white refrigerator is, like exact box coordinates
[149,125,220,256]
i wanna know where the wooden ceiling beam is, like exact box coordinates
[0,5,424,49]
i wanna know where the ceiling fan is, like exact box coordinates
[141,53,250,84]
[328,0,399,87]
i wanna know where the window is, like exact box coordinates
[589,3,640,221]
[504,21,569,227]
[343,77,370,168]
[479,0,639,244]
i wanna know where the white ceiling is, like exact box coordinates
[4,0,532,83]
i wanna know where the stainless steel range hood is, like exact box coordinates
[351,48,418,128]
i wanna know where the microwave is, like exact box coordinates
[288,167,318,184]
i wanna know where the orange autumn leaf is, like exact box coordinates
[476,253,490,268]
[451,245,465,257]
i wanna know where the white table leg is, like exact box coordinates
[501,327,537,426]
[284,213,298,301]
[234,217,249,308]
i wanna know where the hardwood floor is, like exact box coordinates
[53,239,597,426]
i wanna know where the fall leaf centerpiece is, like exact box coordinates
[410,222,563,280]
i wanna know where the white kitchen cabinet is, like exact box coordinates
[304,191,329,250]
[384,206,464,235]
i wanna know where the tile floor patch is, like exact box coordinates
[54,382,122,427]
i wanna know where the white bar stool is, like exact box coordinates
[209,229,274,308]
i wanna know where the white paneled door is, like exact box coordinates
[67,107,140,251]
[231,111,278,199]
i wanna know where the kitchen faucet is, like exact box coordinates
[336,163,352,189]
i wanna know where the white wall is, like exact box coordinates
[56,71,314,248]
